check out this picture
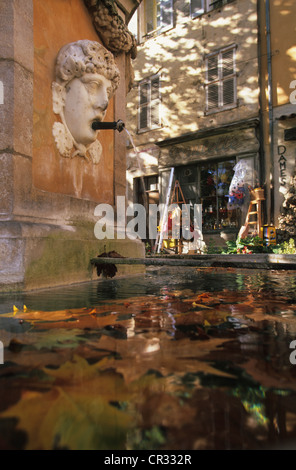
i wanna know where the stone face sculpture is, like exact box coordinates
[52,40,120,163]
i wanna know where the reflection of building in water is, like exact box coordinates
[126,0,296,249]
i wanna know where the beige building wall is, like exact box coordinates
[127,0,259,145]
[259,0,296,225]
[126,0,261,247]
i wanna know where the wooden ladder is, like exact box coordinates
[245,192,264,235]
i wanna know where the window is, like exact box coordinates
[176,158,246,232]
[137,175,159,205]
[200,160,238,231]
[144,0,173,37]
[205,46,237,113]
[191,0,235,18]
[138,74,161,132]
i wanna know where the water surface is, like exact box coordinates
[1,267,296,450]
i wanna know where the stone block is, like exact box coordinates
[0,61,14,151]
[0,0,14,59]
[14,0,34,73]
[13,63,33,157]
[0,153,14,217]
[0,222,25,289]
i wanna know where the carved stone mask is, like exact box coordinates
[52,40,120,163]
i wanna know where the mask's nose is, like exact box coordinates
[93,88,109,111]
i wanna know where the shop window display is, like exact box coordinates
[201,160,238,230]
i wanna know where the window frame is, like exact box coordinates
[190,0,235,19]
[205,45,237,114]
[137,74,162,133]
[143,0,174,39]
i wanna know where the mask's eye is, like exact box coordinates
[84,81,101,94]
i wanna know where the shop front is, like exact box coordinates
[157,121,260,248]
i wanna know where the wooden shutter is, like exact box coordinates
[206,54,219,109]
[139,81,149,130]
[206,47,236,111]
[150,75,161,128]
[207,83,219,109]
[207,55,218,82]
[222,48,235,106]
[138,75,161,131]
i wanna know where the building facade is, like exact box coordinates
[258,0,296,227]
[126,0,296,249]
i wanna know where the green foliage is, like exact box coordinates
[272,238,296,254]
[221,235,296,255]
[222,235,277,254]
[204,238,223,254]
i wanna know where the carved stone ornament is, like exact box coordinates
[84,0,137,59]
[52,40,120,163]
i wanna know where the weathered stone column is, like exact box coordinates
[0,0,34,288]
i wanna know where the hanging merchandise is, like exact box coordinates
[227,160,254,211]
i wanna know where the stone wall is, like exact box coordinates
[0,0,144,292]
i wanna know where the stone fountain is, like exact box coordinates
[0,0,144,291]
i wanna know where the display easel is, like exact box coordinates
[155,168,174,253]
[156,178,191,254]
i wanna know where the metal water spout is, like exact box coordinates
[91,119,125,133]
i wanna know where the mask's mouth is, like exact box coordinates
[91,120,125,132]
[91,119,101,131]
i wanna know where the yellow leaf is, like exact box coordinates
[192,302,212,309]
[204,320,211,326]
[13,305,19,316]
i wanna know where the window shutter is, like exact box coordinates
[222,48,235,106]
[205,46,236,112]
[151,75,161,127]
[151,101,161,127]
[222,78,234,105]
[151,75,160,101]
[160,0,173,31]
[140,82,149,105]
[138,74,161,131]
[139,105,148,130]
[207,55,218,82]
[139,81,149,130]
[222,49,234,77]
[207,83,219,109]
[191,0,204,17]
